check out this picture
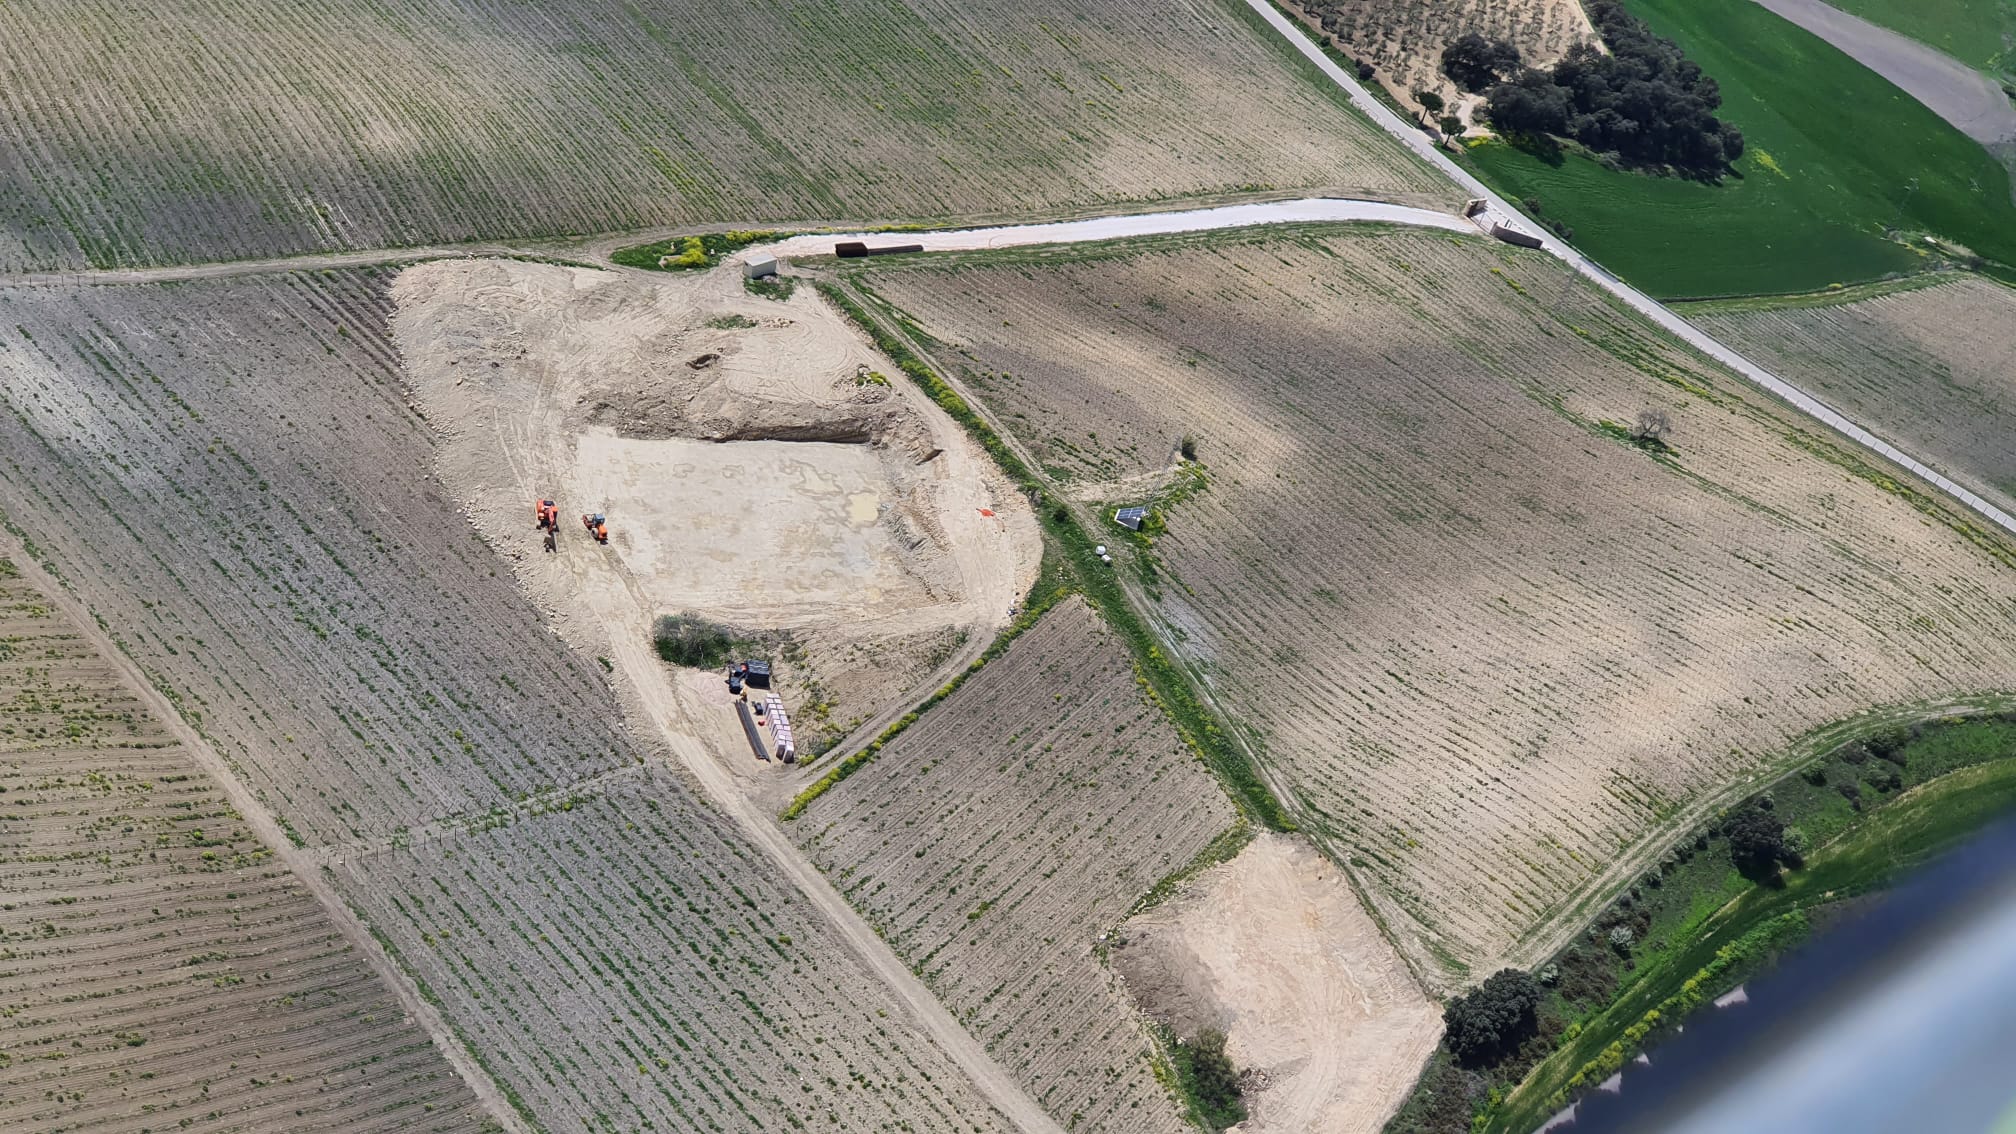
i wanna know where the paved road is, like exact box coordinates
[764,198,1471,255]
[1236,0,2016,543]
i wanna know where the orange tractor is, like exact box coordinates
[534,499,560,531]
[583,513,609,544]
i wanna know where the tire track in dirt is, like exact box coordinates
[403,260,1063,1134]
[0,538,532,1134]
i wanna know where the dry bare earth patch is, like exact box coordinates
[795,597,1237,1134]
[852,226,2016,981]
[0,560,484,1133]
[0,0,1452,272]
[1287,0,1595,114]
[1688,276,2016,519]
[0,272,1015,1132]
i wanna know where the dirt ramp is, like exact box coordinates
[1115,834,1442,1134]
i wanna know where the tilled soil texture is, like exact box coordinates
[0,271,1023,1133]
[1286,0,1594,119]
[0,0,1454,273]
[1113,834,1442,1134]
[330,765,1011,1134]
[849,227,2016,981]
[0,269,632,847]
[0,559,484,1133]
[389,257,1038,770]
[795,597,1238,1134]
[1688,276,2016,521]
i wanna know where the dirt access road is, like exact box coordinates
[1751,0,2016,144]
[391,260,1060,1134]
[0,540,532,1134]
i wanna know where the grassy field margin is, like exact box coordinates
[780,281,1292,831]
[1381,709,2016,1134]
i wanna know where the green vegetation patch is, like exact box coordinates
[1170,1028,1247,1131]
[1462,0,2016,297]
[1822,0,2016,74]
[1385,710,2016,1134]
[612,230,779,272]
[651,612,748,669]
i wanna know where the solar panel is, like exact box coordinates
[1114,506,1148,530]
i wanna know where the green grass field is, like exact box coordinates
[1462,0,2016,298]
[1823,0,2014,73]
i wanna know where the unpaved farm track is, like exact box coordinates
[0,544,528,1133]
[390,259,1062,1134]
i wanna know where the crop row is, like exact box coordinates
[1688,275,2016,521]
[796,597,1238,1134]
[0,270,634,844]
[0,0,1447,271]
[0,562,482,1132]
[333,767,1008,1134]
[850,226,2016,975]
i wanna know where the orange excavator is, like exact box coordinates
[534,499,559,531]
[583,513,609,544]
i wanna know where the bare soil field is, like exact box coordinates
[1686,275,2016,518]
[792,597,1237,1134]
[388,256,1040,768]
[0,558,484,1133]
[0,0,1451,272]
[1287,0,1596,118]
[0,269,1032,1132]
[848,226,2016,981]
[1114,834,1442,1134]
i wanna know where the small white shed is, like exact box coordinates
[743,254,780,280]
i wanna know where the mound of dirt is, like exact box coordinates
[388,257,1038,771]
[1114,834,1442,1134]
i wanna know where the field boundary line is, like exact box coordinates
[1241,0,2016,546]
[0,535,535,1134]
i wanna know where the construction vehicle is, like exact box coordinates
[583,513,609,544]
[534,499,559,531]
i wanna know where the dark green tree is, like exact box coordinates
[1725,801,1792,879]
[1442,33,1523,93]
[1442,968,1541,1067]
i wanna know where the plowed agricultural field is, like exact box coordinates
[333,765,1009,1134]
[0,271,1016,1132]
[1686,276,2016,519]
[0,558,484,1133]
[795,597,1238,1134]
[847,227,2016,980]
[0,0,1450,272]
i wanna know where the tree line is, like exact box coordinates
[1442,0,1744,178]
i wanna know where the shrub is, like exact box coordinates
[1607,925,1636,955]
[1174,1029,1245,1131]
[1724,800,1792,879]
[1801,764,1828,787]
[1443,968,1541,1067]
[652,613,743,669]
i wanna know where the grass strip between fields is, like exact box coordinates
[780,282,1292,830]
[1392,711,2016,1134]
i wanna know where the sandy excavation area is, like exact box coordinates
[1115,834,1443,1134]
[389,257,1039,773]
